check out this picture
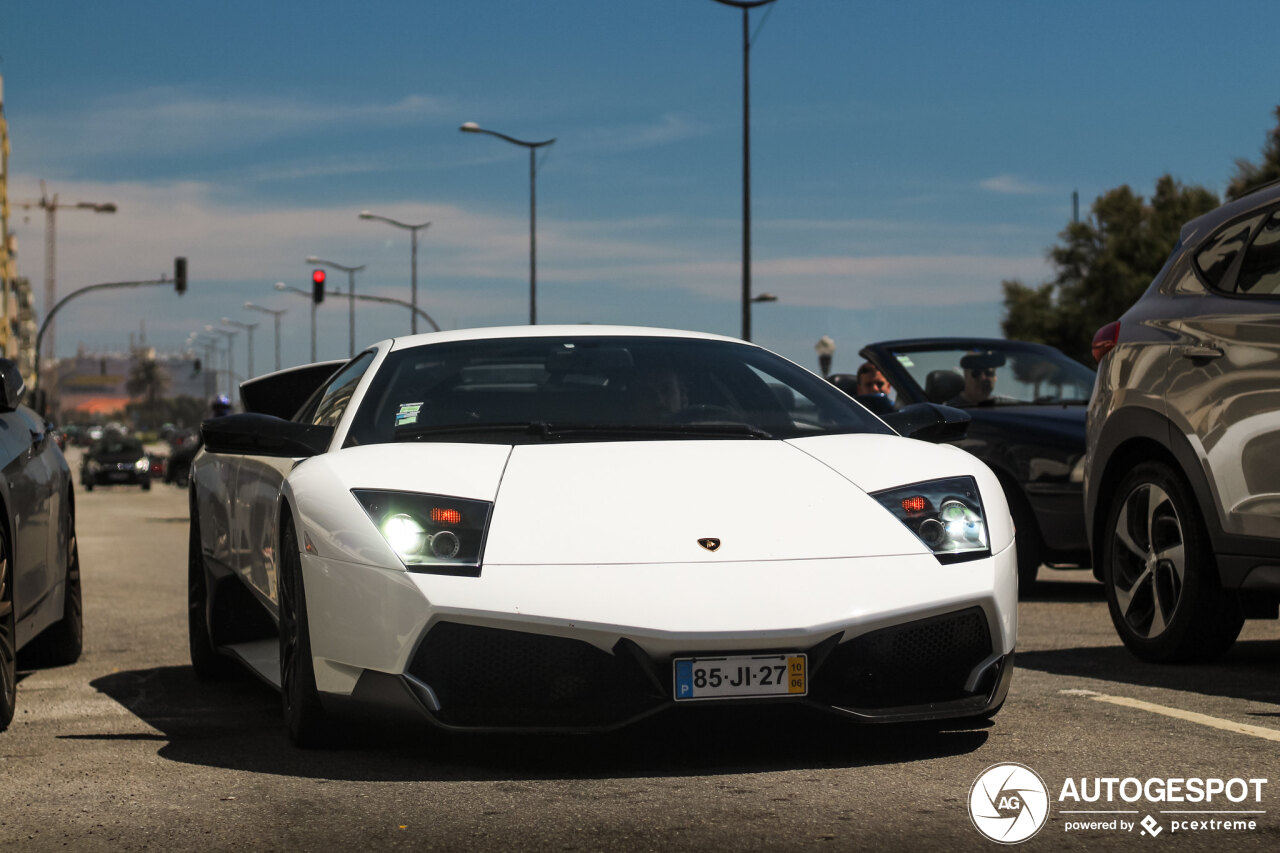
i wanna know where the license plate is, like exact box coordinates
[107,472,129,482]
[673,653,806,701]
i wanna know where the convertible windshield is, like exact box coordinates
[885,342,1095,407]
[345,335,893,446]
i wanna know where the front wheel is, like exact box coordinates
[1101,461,1242,663]
[188,505,235,680]
[278,516,331,747]
[23,503,83,667]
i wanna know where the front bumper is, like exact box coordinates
[301,546,1017,731]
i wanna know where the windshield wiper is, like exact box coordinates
[542,422,774,440]
[394,421,773,441]
[393,422,548,441]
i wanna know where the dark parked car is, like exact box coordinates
[860,338,1095,590]
[80,434,151,491]
[0,359,83,731]
[1086,180,1280,662]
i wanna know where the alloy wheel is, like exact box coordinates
[1110,482,1186,639]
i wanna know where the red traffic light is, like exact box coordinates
[311,269,326,304]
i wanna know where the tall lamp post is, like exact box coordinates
[205,326,239,398]
[243,302,287,372]
[306,256,364,357]
[221,317,259,380]
[459,122,556,325]
[710,0,776,342]
[358,211,430,334]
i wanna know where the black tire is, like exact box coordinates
[141,479,151,492]
[1101,461,1242,663]
[1004,483,1043,595]
[188,504,235,680]
[22,502,83,667]
[1,526,15,731]
[84,480,94,493]
[278,516,331,747]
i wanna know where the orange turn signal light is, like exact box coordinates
[901,496,928,514]
[430,507,462,525]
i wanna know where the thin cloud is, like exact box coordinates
[21,88,450,160]
[980,174,1051,195]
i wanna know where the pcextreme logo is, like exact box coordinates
[969,763,1051,844]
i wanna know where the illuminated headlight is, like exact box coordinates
[352,489,491,576]
[135,457,150,472]
[870,476,990,563]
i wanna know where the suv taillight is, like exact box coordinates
[1091,321,1121,363]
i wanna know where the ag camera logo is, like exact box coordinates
[969,763,1051,844]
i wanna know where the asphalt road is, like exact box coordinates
[2,460,1279,851]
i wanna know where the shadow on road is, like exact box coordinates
[85,665,990,782]
[1018,639,1280,707]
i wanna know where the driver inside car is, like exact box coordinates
[947,350,1007,407]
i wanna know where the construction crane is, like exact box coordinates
[13,180,116,382]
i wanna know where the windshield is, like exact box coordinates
[886,342,1095,407]
[345,335,893,446]
[92,436,144,456]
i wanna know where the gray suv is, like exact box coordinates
[1085,181,1280,662]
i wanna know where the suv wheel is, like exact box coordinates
[1101,461,1242,662]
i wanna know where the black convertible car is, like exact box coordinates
[855,338,1095,590]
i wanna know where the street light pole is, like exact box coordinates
[222,317,259,379]
[244,302,287,372]
[359,211,431,334]
[307,257,365,357]
[710,0,776,342]
[460,122,556,325]
[206,326,238,398]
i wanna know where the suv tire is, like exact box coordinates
[1101,461,1242,662]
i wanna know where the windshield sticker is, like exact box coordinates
[395,403,423,427]
[895,354,915,368]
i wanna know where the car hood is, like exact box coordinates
[293,435,1011,568]
[963,404,1086,444]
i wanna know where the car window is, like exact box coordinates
[1233,209,1280,296]
[304,351,376,428]
[345,336,893,445]
[1195,213,1264,290]
[883,344,1094,407]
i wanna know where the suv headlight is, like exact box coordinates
[135,457,150,472]
[870,476,989,563]
[353,489,492,576]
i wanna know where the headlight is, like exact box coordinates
[135,457,150,472]
[870,476,990,564]
[352,489,491,575]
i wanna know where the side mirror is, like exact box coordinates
[0,359,28,413]
[882,403,970,443]
[201,413,333,458]
[853,393,895,416]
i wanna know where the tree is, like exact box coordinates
[1227,105,1280,201]
[1001,175,1218,364]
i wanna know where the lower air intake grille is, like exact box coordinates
[812,607,993,710]
[408,622,664,728]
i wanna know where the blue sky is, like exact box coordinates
[4,0,1279,379]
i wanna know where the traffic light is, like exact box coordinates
[174,257,187,294]
[311,269,326,304]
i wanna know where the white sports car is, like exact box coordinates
[189,326,1017,745]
